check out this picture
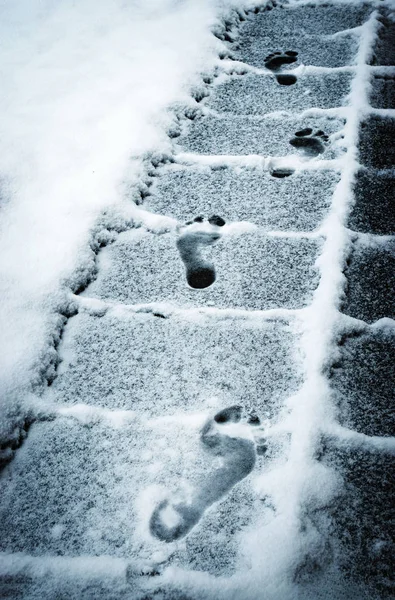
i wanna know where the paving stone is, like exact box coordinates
[331,325,395,437]
[359,117,395,168]
[208,72,352,115]
[0,417,268,578]
[236,33,358,69]
[342,239,395,323]
[243,4,372,37]
[52,311,302,418]
[236,3,371,69]
[178,114,345,157]
[145,165,338,231]
[348,169,395,235]
[370,17,395,66]
[321,445,395,598]
[85,229,322,310]
[369,75,395,109]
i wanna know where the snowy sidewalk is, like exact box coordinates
[0,3,394,599]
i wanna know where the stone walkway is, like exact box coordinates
[0,3,394,599]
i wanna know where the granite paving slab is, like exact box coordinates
[370,17,395,66]
[369,75,395,109]
[331,325,395,437]
[207,72,352,115]
[177,114,345,157]
[359,117,395,169]
[85,228,322,310]
[321,445,395,598]
[0,416,271,578]
[348,169,395,235]
[145,165,339,231]
[52,311,302,418]
[342,239,395,323]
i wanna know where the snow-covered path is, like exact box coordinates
[1,2,394,599]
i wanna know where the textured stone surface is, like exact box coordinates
[359,117,395,168]
[321,445,395,598]
[85,228,322,310]
[0,417,265,578]
[208,72,352,115]
[178,115,345,157]
[348,169,395,235]
[370,75,395,109]
[242,4,372,37]
[342,239,395,323]
[236,33,359,69]
[331,325,395,437]
[235,4,372,69]
[370,17,395,66]
[52,311,302,417]
[145,165,338,231]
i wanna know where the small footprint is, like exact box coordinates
[264,50,298,71]
[149,406,265,542]
[289,128,329,157]
[176,217,225,289]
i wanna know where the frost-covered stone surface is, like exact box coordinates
[145,165,338,229]
[51,311,302,416]
[1,2,394,600]
[177,114,345,157]
[207,72,353,114]
[86,229,322,309]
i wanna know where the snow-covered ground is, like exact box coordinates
[0,0,246,440]
[0,0,394,598]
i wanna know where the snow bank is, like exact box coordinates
[0,0,251,444]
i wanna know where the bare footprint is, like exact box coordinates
[264,50,298,71]
[176,217,225,289]
[149,406,264,542]
[289,128,329,157]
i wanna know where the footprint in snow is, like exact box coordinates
[264,51,298,86]
[149,406,266,542]
[264,50,298,71]
[289,127,330,157]
[176,215,225,289]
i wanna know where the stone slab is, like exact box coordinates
[0,416,270,578]
[208,72,352,115]
[145,165,339,231]
[178,115,345,158]
[236,33,358,69]
[52,311,302,418]
[85,229,322,310]
[242,4,372,37]
[370,75,395,109]
[236,3,372,69]
[370,18,395,66]
[342,239,395,323]
[330,325,395,437]
[359,117,395,169]
[321,445,395,598]
[348,169,395,235]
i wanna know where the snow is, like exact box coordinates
[0,0,232,437]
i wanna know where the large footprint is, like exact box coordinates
[149,406,264,542]
[176,216,225,289]
[289,127,329,157]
